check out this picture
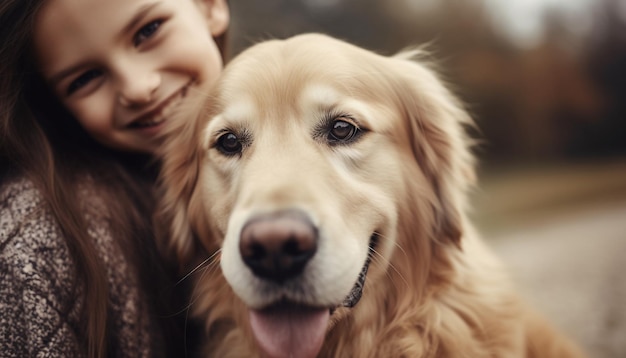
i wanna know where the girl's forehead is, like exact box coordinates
[34,0,132,64]
[33,0,178,75]
[36,0,155,35]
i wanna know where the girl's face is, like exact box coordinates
[33,0,229,153]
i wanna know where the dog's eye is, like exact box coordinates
[216,132,243,155]
[328,120,359,144]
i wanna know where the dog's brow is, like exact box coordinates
[222,97,256,122]
[299,84,341,110]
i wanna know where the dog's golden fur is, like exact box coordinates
[157,33,585,357]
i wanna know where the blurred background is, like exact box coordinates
[227,1,626,356]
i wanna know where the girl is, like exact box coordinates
[0,0,229,356]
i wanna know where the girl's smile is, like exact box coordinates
[33,0,228,153]
[126,79,193,136]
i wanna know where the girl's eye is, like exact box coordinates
[133,19,163,46]
[67,69,103,95]
[327,119,360,144]
[216,132,243,156]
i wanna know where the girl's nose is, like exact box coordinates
[117,67,161,107]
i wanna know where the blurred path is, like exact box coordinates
[470,159,626,358]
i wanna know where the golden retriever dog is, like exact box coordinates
[157,33,585,357]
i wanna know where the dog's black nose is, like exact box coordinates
[240,210,317,283]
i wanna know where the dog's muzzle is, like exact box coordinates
[239,219,377,358]
[239,210,376,309]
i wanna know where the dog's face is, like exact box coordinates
[159,33,473,357]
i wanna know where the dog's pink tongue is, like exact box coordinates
[249,305,329,358]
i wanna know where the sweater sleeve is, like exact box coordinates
[0,179,83,357]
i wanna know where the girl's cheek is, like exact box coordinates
[66,97,113,132]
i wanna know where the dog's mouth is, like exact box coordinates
[248,233,378,358]
[340,232,378,309]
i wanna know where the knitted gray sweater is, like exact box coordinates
[0,177,165,357]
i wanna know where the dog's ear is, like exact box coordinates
[391,51,476,246]
[155,96,207,271]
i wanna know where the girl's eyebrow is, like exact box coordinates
[47,2,161,88]
[121,2,160,37]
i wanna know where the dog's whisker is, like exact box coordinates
[172,254,222,317]
[367,254,406,297]
[370,247,410,289]
[368,244,392,268]
[176,249,221,286]
[375,232,408,259]
[374,258,411,301]
[172,266,212,317]
[373,234,412,287]
[187,259,222,308]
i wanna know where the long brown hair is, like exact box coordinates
[0,1,228,357]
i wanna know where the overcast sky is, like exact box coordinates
[303,0,606,48]
[483,0,599,47]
